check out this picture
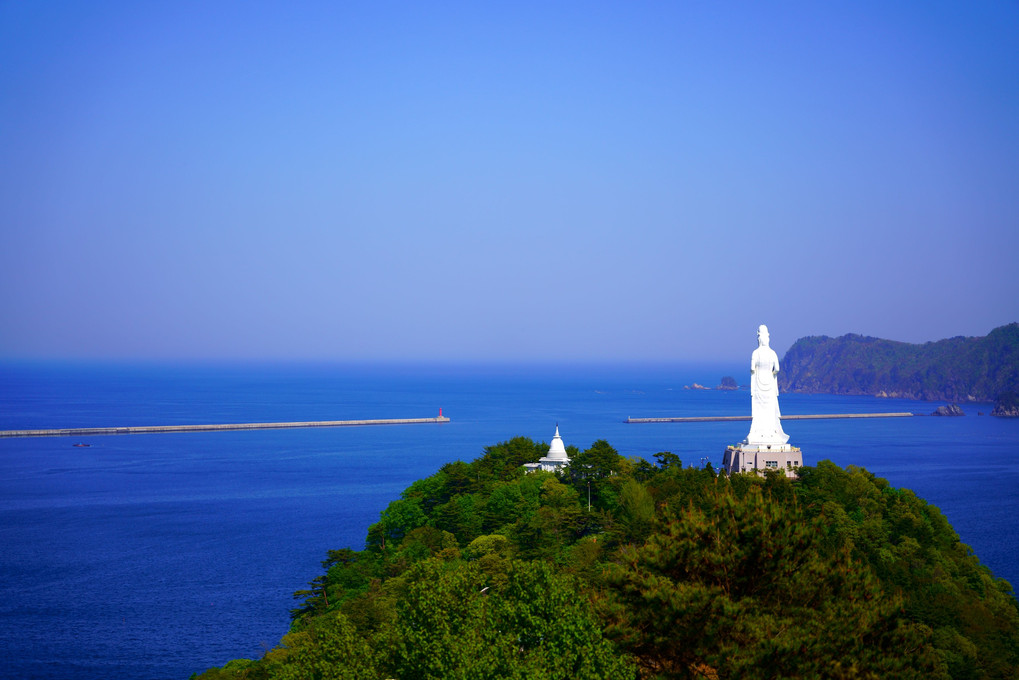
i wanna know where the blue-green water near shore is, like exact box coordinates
[1,362,1016,679]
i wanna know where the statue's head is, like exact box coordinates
[757,325,770,346]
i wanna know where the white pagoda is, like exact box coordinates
[524,425,571,473]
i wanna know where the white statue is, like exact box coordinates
[746,324,789,445]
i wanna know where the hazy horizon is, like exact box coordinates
[3,2,1017,362]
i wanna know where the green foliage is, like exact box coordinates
[189,658,257,680]
[796,461,1019,679]
[510,476,590,561]
[388,559,636,680]
[198,438,1019,680]
[605,485,941,678]
[482,475,542,532]
[262,611,381,680]
[615,478,655,543]
[565,439,624,483]
[464,533,512,560]
[563,439,628,515]
[366,497,427,550]
[473,436,548,481]
[653,451,681,469]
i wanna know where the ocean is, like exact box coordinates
[1,361,1016,679]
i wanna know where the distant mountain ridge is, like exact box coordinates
[778,323,1019,403]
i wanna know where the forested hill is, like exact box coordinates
[193,438,1019,680]
[778,322,1019,403]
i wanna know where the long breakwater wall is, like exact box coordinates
[626,413,913,423]
[0,416,451,439]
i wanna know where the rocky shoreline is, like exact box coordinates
[991,392,1019,417]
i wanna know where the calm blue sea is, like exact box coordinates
[1,361,1017,679]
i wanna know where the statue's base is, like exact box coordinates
[722,442,803,478]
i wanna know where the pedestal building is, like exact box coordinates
[722,441,802,476]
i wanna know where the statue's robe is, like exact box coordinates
[747,346,789,445]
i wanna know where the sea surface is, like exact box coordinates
[1,361,1017,679]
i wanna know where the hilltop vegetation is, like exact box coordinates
[779,323,1019,404]
[194,438,1019,680]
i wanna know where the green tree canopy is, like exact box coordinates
[195,438,1019,680]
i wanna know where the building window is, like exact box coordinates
[765,461,778,468]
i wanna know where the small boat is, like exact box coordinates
[72,443,91,448]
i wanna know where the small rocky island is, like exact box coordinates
[991,392,1019,417]
[932,404,965,417]
[716,376,738,390]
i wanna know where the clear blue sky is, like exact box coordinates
[1,1,1017,362]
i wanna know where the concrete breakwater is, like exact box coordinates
[626,412,913,423]
[0,416,451,439]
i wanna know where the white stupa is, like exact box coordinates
[524,425,571,473]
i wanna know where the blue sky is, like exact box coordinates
[1,1,1017,362]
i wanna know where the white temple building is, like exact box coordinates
[524,425,571,473]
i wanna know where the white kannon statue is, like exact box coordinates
[746,324,789,445]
